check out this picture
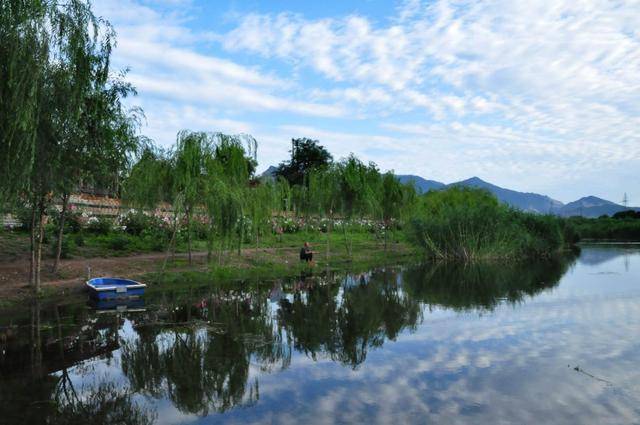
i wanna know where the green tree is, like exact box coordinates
[275,138,332,187]
[173,131,211,265]
[1,0,143,291]
[0,0,49,207]
[335,155,382,256]
[307,166,341,260]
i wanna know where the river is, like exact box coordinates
[1,244,639,424]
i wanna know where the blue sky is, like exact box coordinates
[94,0,640,203]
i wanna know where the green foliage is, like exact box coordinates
[107,233,130,251]
[569,216,640,241]
[336,155,381,219]
[406,187,569,260]
[123,147,174,209]
[51,209,83,233]
[275,138,333,186]
[119,211,168,237]
[74,232,84,247]
[1,0,144,286]
[51,235,74,259]
[86,217,112,235]
[612,210,640,220]
[0,0,49,205]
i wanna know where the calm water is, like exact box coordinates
[1,244,640,424]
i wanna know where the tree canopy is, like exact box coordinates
[275,138,332,186]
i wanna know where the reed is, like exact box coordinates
[406,187,572,260]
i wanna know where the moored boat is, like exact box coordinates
[86,277,146,300]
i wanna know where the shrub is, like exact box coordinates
[13,203,34,231]
[119,211,150,236]
[51,237,74,259]
[107,234,130,251]
[190,219,209,240]
[406,187,567,260]
[86,216,112,235]
[74,233,85,247]
[51,209,83,233]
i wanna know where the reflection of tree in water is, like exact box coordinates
[1,257,581,421]
[51,378,156,425]
[402,255,576,312]
[0,301,155,425]
[120,290,291,416]
[278,269,422,368]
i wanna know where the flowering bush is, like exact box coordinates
[86,216,112,235]
[118,210,165,236]
[269,216,387,234]
[51,209,83,233]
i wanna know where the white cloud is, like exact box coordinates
[95,0,347,143]
[96,0,640,202]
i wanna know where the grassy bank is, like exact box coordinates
[0,227,416,304]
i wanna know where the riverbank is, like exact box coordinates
[0,231,416,306]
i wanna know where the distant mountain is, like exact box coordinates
[397,175,445,193]
[447,177,564,214]
[557,196,638,218]
[259,165,278,180]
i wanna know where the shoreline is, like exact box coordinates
[0,237,416,307]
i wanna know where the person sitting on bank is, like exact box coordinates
[299,242,314,264]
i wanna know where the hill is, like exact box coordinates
[397,175,445,193]
[558,196,638,218]
[447,177,564,214]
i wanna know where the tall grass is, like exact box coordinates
[406,187,573,260]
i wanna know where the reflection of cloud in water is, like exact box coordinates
[220,291,640,424]
[577,244,638,267]
[4,246,640,424]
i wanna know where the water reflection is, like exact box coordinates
[0,302,153,424]
[403,258,572,312]
[3,247,640,425]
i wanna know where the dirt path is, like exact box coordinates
[0,248,283,300]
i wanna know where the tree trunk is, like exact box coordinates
[384,220,388,252]
[52,193,69,273]
[326,213,332,263]
[218,237,224,266]
[207,222,214,262]
[29,204,37,287]
[237,216,243,256]
[34,204,45,293]
[186,207,192,265]
[342,224,352,259]
[162,211,179,276]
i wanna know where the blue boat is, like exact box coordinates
[89,297,146,312]
[86,277,146,300]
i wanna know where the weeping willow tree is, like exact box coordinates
[380,172,417,251]
[308,166,342,261]
[173,131,211,265]
[123,131,258,268]
[123,146,174,211]
[203,133,257,262]
[335,155,382,257]
[50,6,142,273]
[0,0,142,291]
[0,0,49,207]
[275,177,293,215]
[245,182,278,256]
